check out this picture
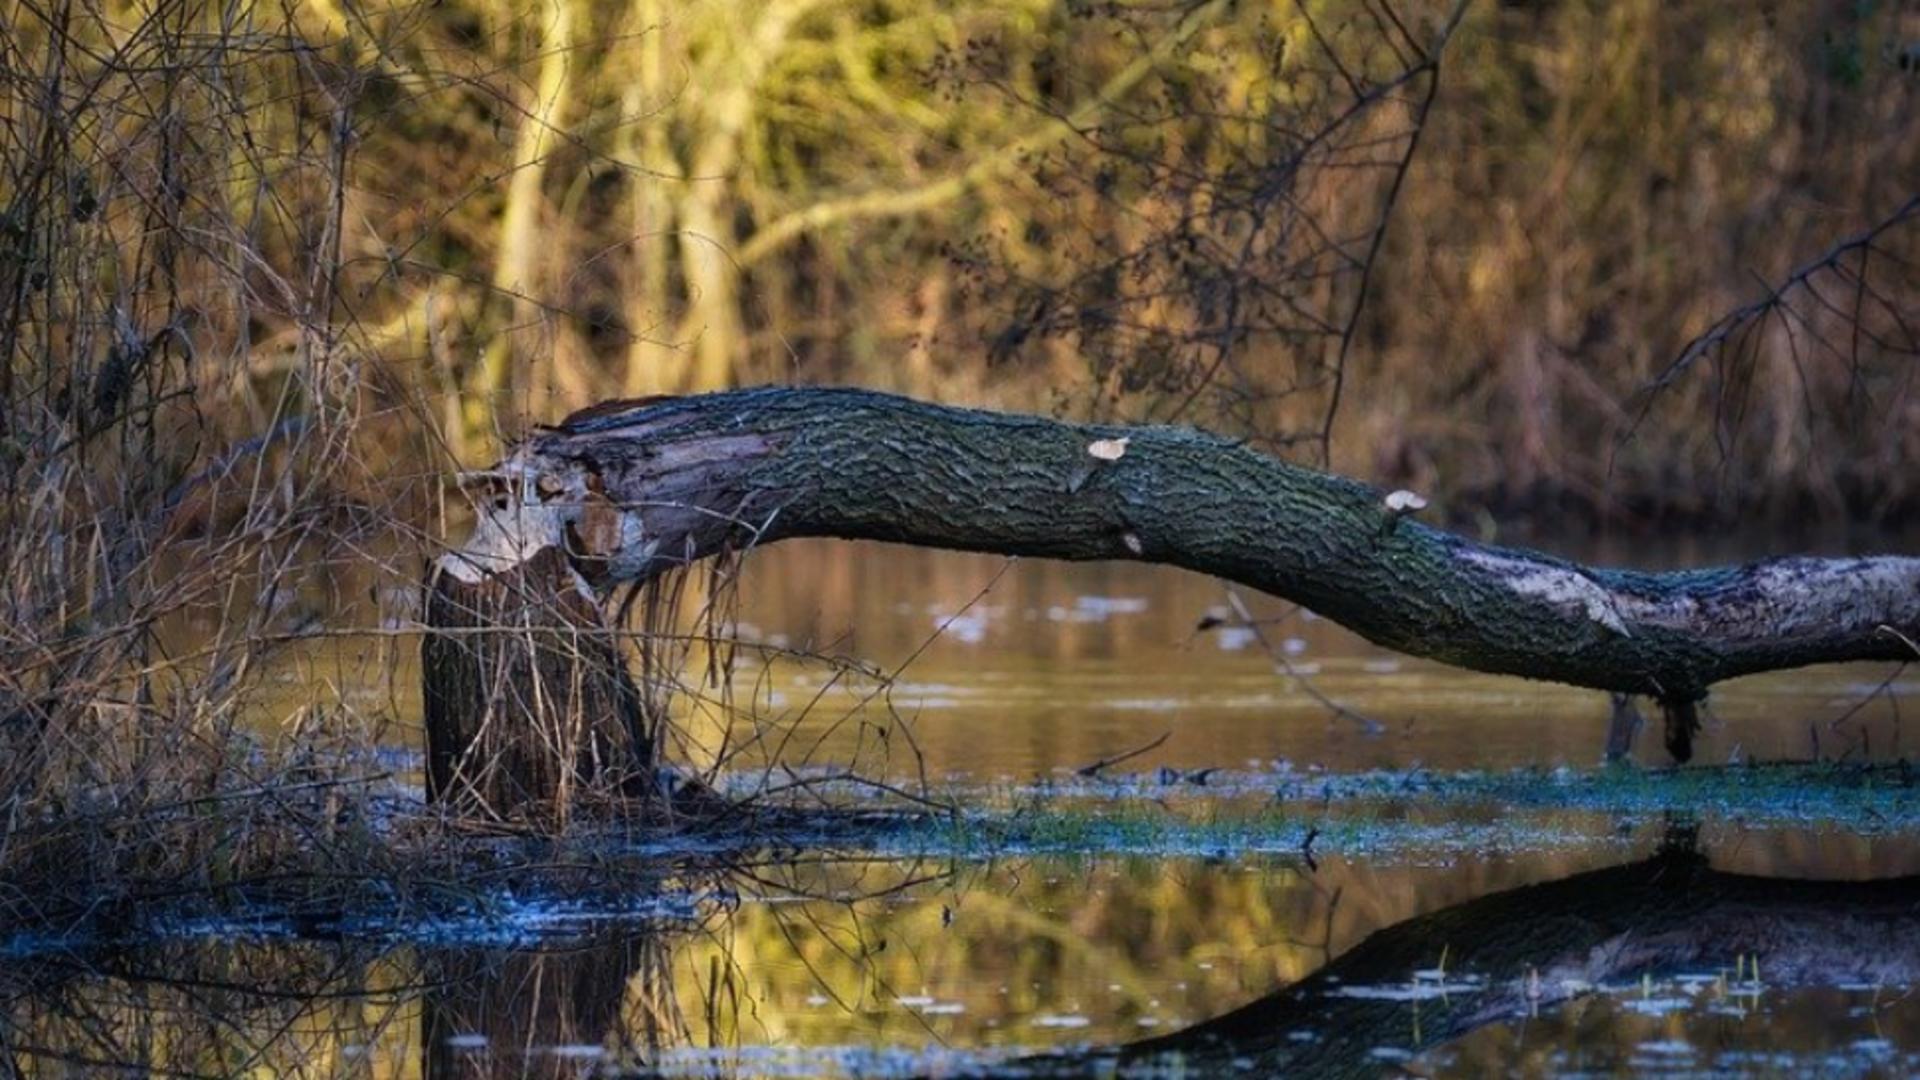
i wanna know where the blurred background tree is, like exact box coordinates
[7,0,1919,521]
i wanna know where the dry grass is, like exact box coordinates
[0,0,473,933]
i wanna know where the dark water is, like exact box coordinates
[13,539,1920,1076]
[9,837,1920,1076]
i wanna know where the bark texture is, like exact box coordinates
[422,545,653,819]
[442,386,1918,764]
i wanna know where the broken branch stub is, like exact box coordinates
[433,387,1920,764]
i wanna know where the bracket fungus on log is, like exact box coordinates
[426,387,1920,786]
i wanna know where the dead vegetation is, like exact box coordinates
[1,0,1915,942]
[0,0,732,938]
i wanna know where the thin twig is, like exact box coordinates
[1075,730,1172,777]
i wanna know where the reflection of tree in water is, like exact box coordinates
[422,931,686,1079]
[4,836,1919,1077]
[1024,832,1920,1078]
[0,941,419,1075]
[692,847,1624,1044]
[0,927,692,1077]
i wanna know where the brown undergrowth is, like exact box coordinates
[0,0,790,943]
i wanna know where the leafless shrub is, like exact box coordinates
[952,0,1467,461]
[0,0,449,931]
[1624,195,1920,520]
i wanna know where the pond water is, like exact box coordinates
[11,537,1920,1077]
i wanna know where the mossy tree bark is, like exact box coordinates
[432,386,1919,770]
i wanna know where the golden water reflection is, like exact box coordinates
[8,827,1920,1077]
[712,538,1919,778]
[261,535,1920,783]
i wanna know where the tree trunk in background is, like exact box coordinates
[465,0,576,446]
[670,0,822,394]
[429,387,1920,768]
[421,546,653,820]
[620,0,677,398]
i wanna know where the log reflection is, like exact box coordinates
[1,841,1916,1078]
[1026,835,1920,1077]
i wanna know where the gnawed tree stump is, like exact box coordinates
[422,543,654,820]
[427,386,1920,771]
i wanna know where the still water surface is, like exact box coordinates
[10,538,1920,1076]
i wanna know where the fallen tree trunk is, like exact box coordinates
[435,386,1919,767]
